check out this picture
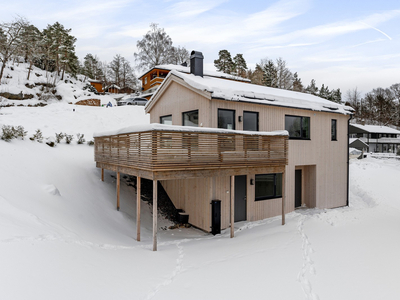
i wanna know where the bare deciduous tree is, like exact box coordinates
[0,17,29,83]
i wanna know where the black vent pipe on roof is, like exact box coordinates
[190,51,204,77]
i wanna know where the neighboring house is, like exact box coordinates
[105,84,121,94]
[349,138,369,153]
[349,124,400,153]
[119,87,136,94]
[94,51,353,250]
[138,57,250,100]
[88,79,103,93]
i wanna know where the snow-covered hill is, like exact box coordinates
[1,69,400,299]
[0,60,117,107]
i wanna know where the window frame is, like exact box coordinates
[243,111,259,131]
[160,114,172,125]
[285,115,310,140]
[255,173,283,201]
[182,109,199,127]
[218,108,236,130]
[331,119,337,141]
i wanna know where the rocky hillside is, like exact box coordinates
[0,60,118,107]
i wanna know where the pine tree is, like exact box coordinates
[292,72,303,92]
[331,88,342,104]
[19,24,42,80]
[262,59,277,87]
[82,53,103,80]
[319,84,328,99]
[248,63,264,85]
[233,54,247,77]
[305,79,319,95]
[214,50,234,74]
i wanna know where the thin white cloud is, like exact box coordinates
[165,0,312,45]
[349,38,386,48]
[167,0,227,18]
[254,9,400,48]
[359,21,392,40]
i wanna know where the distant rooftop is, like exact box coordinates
[349,124,400,134]
[139,64,251,83]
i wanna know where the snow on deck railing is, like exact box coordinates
[94,126,289,173]
[94,123,288,138]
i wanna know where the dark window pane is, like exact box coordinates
[285,115,310,139]
[285,116,302,138]
[160,115,172,125]
[255,174,275,200]
[183,110,198,127]
[302,117,310,139]
[243,111,258,131]
[331,119,337,140]
[218,109,235,129]
[276,173,282,197]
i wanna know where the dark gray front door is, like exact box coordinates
[295,170,302,208]
[234,175,247,222]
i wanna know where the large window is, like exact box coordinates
[243,111,258,131]
[218,109,235,129]
[160,115,172,125]
[182,110,199,127]
[285,115,310,139]
[255,173,282,201]
[331,119,337,141]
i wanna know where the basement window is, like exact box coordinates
[255,173,282,201]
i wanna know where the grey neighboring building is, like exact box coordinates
[349,138,369,152]
[349,124,400,153]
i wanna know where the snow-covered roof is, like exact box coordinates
[94,123,288,138]
[88,79,102,83]
[349,124,400,134]
[147,70,354,115]
[349,138,369,147]
[105,84,120,90]
[139,64,251,83]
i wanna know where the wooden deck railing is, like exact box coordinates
[94,129,288,172]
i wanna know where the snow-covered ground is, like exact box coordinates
[1,103,400,299]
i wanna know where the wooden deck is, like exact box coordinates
[95,128,288,180]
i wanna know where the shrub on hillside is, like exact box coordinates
[55,132,65,143]
[30,129,43,143]
[65,134,73,144]
[1,125,27,141]
[1,125,15,141]
[77,133,85,144]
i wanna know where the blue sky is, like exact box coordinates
[2,0,400,96]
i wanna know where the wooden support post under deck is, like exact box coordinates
[153,180,158,251]
[230,175,235,238]
[282,171,286,225]
[136,176,141,241]
[116,172,120,211]
[101,168,104,182]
